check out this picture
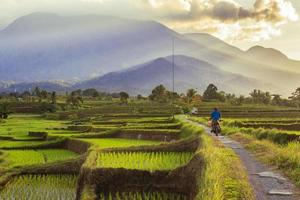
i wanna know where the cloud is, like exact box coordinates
[137,0,298,41]
[0,0,298,42]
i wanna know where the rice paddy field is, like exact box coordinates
[2,101,300,199]
[3,149,79,168]
[80,138,161,149]
[95,151,193,171]
[0,174,78,200]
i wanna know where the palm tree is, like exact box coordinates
[66,91,83,108]
[186,89,197,104]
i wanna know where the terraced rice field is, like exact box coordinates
[96,151,193,171]
[80,138,161,149]
[0,175,78,200]
[0,102,271,200]
[0,114,68,139]
[4,149,78,168]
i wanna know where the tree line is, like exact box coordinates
[1,84,300,116]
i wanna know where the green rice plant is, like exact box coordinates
[124,123,181,130]
[4,149,78,168]
[80,138,161,149]
[0,140,50,149]
[0,174,77,200]
[0,114,69,138]
[5,150,44,168]
[37,149,79,162]
[96,151,193,171]
[98,191,187,200]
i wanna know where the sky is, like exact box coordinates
[0,0,299,60]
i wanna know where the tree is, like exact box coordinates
[271,94,282,106]
[33,87,41,96]
[203,84,219,101]
[186,89,197,104]
[51,91,57,104]
[40,90,49,102]
[66,91,83,108]
[149,85,167,102]
[289,87,300,107]
[137,94,146,100]
[119,92,129,104]
[82,88,99,98]
[0,102,10,119]
[249,89,271,104]
[33,87,42,102]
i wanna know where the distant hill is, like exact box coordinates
[74,55,271,95]
[0,13,300,95]
[0,81,70,93]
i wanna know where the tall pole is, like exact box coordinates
[172,37,175,119]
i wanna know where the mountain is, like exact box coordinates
[0,13,300,95]
[245,46,300,73]
[0,81,70,93]
[0,13,181,82]
[75,55,271,95]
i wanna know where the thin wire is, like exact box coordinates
[172,37,175,119]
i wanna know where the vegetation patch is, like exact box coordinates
[180,122,254,200]
[101,136,199,153]
[95,151,193,171]
[0,174,78,200]
[97,191,188,200]
[3,149,78,168]
[79,154,203,199]
[230,133,300,187]
[80,138,160,149]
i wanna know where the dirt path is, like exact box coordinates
[188,120,299,200]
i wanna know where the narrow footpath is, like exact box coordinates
[188,119,299,200]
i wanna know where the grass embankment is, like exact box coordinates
[98,191,187,200]
[181,123,254,200]
[191,116,300,188]
[229,133,300,187]
[191,117,300,144]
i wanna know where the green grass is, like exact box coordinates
[190,116,300,144]
[230,133,300,187]
[0,114,70,139]
[96,151,193,171]
[80,138,161,149]
[180,122,254,200]
[0,140,54,149]
[98,191,187,200]
[0,138,67,149]
[0,174,77,200]
[3,149,78,168]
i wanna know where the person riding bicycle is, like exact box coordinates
[210,108,221,135]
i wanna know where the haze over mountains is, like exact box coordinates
[0,13,299,96]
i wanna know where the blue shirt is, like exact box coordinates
[211,111,221,121]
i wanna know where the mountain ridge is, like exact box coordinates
[74,55,274,95]
[0,13,299,96]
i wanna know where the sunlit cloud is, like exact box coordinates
[0,0,298,42]
[136,0,298,41]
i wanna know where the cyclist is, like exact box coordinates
[210,108,221,136]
